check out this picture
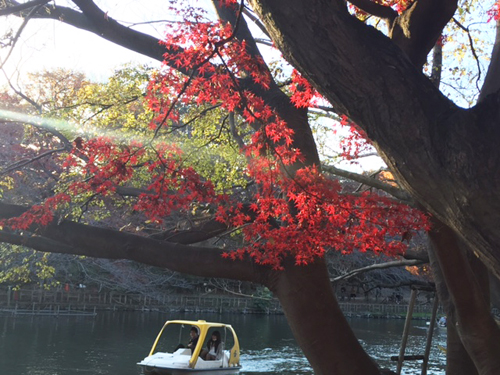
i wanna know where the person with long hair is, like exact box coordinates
[201,330,223,360]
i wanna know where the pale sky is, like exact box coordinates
[0,1,174,85]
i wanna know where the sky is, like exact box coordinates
[0,1,170,85]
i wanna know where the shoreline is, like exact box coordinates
[0,286,441,318]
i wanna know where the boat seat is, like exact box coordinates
[174,348,192,356]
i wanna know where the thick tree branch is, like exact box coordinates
[389,0,458,68]
[69,0,163,58]
[0,201,264,283]
[480,20,500,101]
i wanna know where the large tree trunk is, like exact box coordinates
[428,238,478,375]
[249,0,500,280]
[266,257,383,375]
[428,219,500,375]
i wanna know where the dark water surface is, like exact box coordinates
[0,311,446,374]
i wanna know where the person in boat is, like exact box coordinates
[186,326,199,354]
[201,331,223,361]
[438,316,447,327]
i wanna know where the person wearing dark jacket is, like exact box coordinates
[187,327,199,354]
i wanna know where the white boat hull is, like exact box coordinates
[138,349,240,375]
[138,365,241,375]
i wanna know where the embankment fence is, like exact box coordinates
[0,287,440,316]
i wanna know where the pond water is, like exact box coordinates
[0,311,446,374]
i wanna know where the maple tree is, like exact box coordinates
[1,0,500,374]
[0,67,238,294]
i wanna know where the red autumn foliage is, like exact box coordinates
[337,115,373,161]
[2,1,430,270]
[289,69,321,108]
[488,1,500,21]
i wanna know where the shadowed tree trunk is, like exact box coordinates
[428,234,479,375]
[267,258,381,375]
[428,219,500,375]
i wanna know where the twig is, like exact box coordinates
[332,259,425,282]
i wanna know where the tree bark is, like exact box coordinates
[427,236,478,375]
[479,20,500,101]
[266,257,383,375]
[389,0,457,68]
[428,219,500,375]
[0,203,262,282]
[248,0,500,281]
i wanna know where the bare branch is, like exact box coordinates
[0,0,51,16]
[242,6,271,39]
[1,71,43,112]
[322,164,412,201]
[452,17,482,92]
[332,259,425,282]
[0,3,45,71]
[0,146,67,176]
[254,38,273,47]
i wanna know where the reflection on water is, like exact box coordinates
[0,312,445,374]
[241,346,312,374]
[353,319,446,375]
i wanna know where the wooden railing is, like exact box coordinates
[0,287,439,316]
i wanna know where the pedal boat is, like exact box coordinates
[137,319,241,375]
